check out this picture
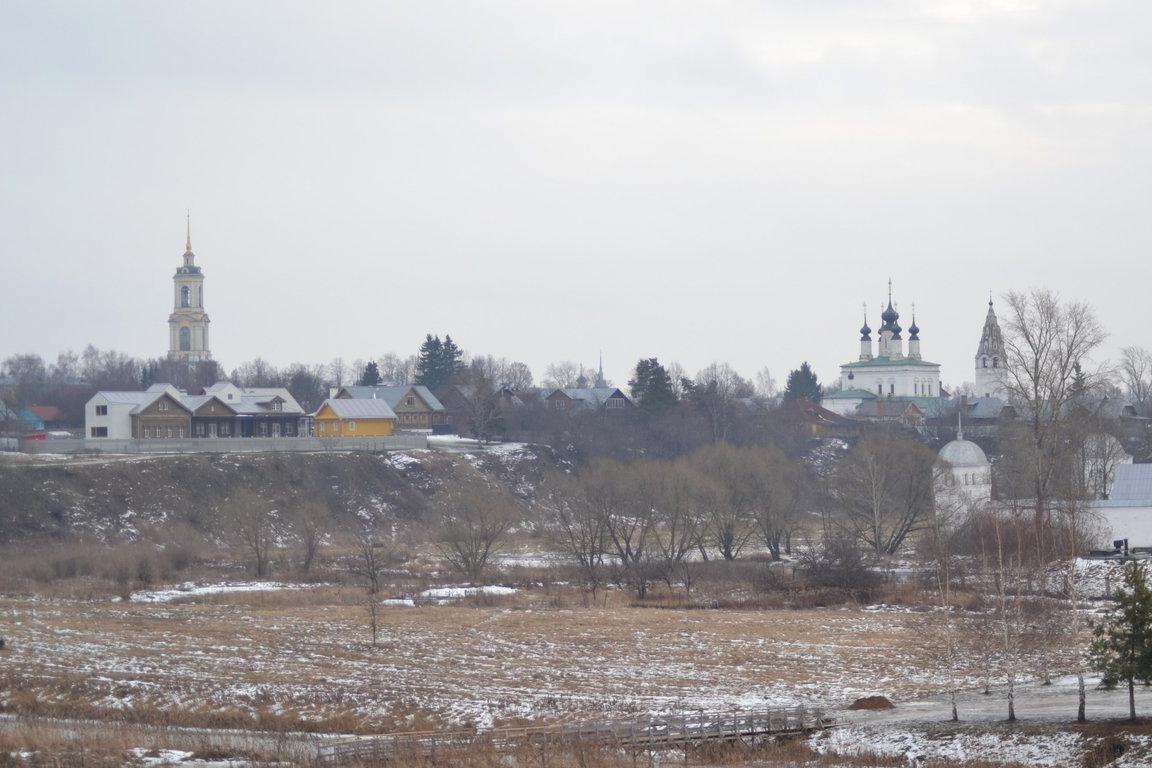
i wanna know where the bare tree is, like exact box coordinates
[650,462,706,594]
[540,473,608,604]
[831,434,937,556]
[923,481,965,721]
[436,474,518,584]
[377,352,418,386]
[226,491,277,578]
[542,361,589,389]
[1120,346,1152,416]
[1000,289,1107,560]
[328,357,348,389]
[746,446,803,560]
[583,459,658,597]
[291,500,329,573]
[754,367,779,402]
[689,443,756,561]
[458,375,505,444]
[349,516,391,645]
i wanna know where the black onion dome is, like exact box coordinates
[860,320,872,340]
[881,301,899,325]
[909,317,920,340]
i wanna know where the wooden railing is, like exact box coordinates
[318,706,829,763]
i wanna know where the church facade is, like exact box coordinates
[823,290,944,416]
[167,217,211,362]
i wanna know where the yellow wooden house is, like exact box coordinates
[312,398,397,437]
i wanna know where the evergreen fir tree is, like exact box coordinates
[440,335,463,384]
[1089,559,1152,721]
[783,362,822,403]
[416,335,444,388]
[628,358,677,416]
[359,361,381,387]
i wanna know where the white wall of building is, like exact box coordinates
[1093,504,1152,549]
[84,394,135,439]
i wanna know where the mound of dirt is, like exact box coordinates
[848,695,895,711]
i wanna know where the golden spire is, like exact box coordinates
[185,210,192,253]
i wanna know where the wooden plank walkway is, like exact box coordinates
[318,706,830,763]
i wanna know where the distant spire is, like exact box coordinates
[957,407,964,441]
[185,210,192,253]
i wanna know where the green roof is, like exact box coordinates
[842,356,940,369]
[824,388,877,400]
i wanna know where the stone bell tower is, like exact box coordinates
[167,214,211,361]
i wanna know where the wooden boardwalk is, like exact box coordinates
[318,706,830,763]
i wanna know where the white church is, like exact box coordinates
[823,290,1009,417]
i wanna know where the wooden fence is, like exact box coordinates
[318,706,829,763]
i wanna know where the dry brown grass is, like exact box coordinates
[0,579,1025,738]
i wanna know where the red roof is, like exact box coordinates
[30,405,65,422]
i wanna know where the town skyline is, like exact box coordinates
[3,1,1149,390]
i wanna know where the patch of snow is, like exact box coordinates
[419,585,517,599]
[129,748,195,765]
[127,581,322,604]
[812,725,1085,767]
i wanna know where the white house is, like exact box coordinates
[85,384,182,439]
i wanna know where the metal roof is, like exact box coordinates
[337,385,445,412]
[556,387,631,407]
[1111,465,1152,502]
[318,398,398,420]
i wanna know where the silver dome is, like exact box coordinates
[939,439,989,468]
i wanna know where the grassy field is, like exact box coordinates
[1,582,997,735]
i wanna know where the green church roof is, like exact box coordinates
[841,356,940,369]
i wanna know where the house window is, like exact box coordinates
[406,396,415,406]
[180,286,191,308]
[220,423,230,436]
[982,357,988,368]
[348,420,356,432]
[196,423,205,436]
[877,384,883,395]
[272,401,282,412]
[992,357,999,368]
[90,426,107,437]
[889,383,894,395]
[95,405,108,415]
[606,397,624,409]
[179,327,191,351]
[159,400,169,412]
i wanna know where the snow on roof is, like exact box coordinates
[319,398,398,420]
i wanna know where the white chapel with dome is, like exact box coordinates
[935,414,993,512]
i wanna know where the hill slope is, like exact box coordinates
[0,444,559,545]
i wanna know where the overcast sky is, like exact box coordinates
[2,0,1150,390]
